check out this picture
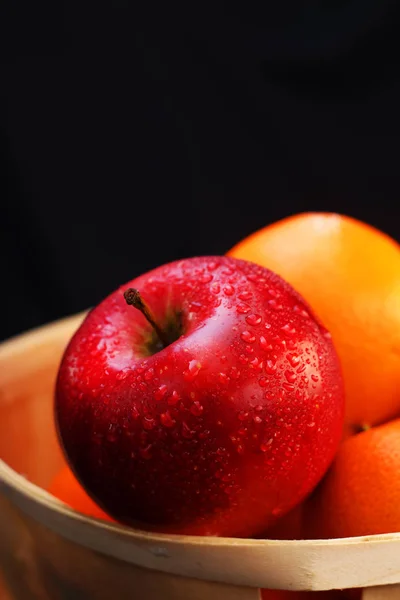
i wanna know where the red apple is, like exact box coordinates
[55,256,344,537]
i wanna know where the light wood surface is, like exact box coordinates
[363,585,400,599]
[1,313,400,598]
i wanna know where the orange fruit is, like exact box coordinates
[304,419,400,539]
[48,464,112,521]
[228,212,400,434]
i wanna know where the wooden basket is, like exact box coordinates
[0,315,399,600]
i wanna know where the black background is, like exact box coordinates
[1,2,400,341]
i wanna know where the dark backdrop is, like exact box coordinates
[1,2,400,341]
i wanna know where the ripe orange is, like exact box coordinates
[228,212,400,434]
[48,464,112,521]
[303,419,400,539]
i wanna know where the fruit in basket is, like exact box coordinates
[55,255,344,536]
[304,418,400,539]
[228,212,400,436]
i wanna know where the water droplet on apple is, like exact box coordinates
[287,353,300,368]
[265,391,274,401]
[132,405,140,419]
[144,368,155,381]
[229,366,240,379]
[285,370,297,383]
[241,331,256,343]
[250,357,263,370]
[160,411,175,428]
[219,372,230,385]
[154,384,167,401]
[207,260,219,271]
[258,376,268,387]
[283,382,295,392]
[143,416,156,431]
[265,359,277,375]
[259,336,273,351]
[281,324,297,337]
[260,439,273,452]
[246,313,262,326]
[253,415,262,424]
[268,299,283,311]
[223,284,235,296]
[267,288,280,298]
[116,370,128,381]
[188,301,202,313]
[168,390,180,405]
[236,303,250,314]
[182,422,195,439]
[200,273,213,283]
[238,411,248,421]
[183,360,201,381]
[199,429,210,439]
[238,290,252,301]
[293,304,310,318]
[245,345,254,355]
[311,374,319,382]
[236,444,245,455]
[211,282,221,294]
[190,401,204,416]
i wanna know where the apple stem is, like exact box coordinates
[123,288,171,348]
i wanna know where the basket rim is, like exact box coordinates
[2,457,400,592]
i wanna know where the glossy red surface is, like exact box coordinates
[55,256,344,537]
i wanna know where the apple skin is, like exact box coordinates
[55,256,344,537]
